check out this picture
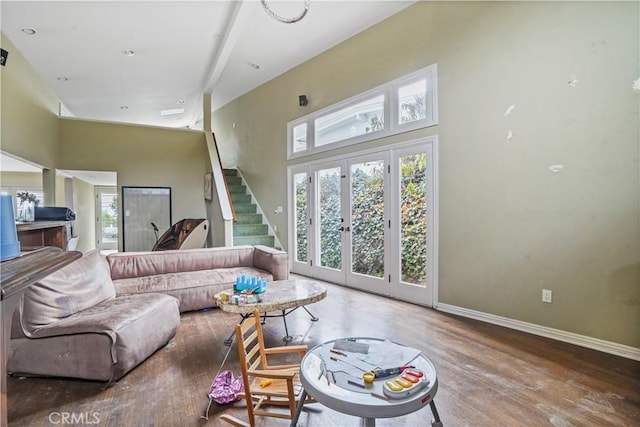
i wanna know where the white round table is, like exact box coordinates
[291,337,443,426]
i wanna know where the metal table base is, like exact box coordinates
[224,305,319,346]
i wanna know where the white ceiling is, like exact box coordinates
[2,0,415,131]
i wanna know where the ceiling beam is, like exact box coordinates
[189,0,256,128]
[204,0,255,93]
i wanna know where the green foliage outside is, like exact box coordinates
[400,154,427,284]
[102,196,118,227]
[400,94,427,124]
[351,163,384,277]
[295,176,308,262]
[318,170,342,269]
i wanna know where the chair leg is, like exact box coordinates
[219,414,251,427]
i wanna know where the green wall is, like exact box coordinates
[0,34,59,169]
[213,1,639,347]
[58,118,210,251]
[0,172,42,188]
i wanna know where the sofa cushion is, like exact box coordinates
[107,246,256,279]
[21,250,116,334]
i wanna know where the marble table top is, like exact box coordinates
[214,279,327,313]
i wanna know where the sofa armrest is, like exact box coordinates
[253,245,289,281]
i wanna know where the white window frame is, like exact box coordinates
[287,63,437,159]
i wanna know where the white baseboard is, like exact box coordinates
[436,303,640,361]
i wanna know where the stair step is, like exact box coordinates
[234,203,257,214]
[235,214,263,224]
[225,176,242,186]
[228,184,246,194]
[223,169,238,177]
[234,224,268,237]
[231,193,252,204]
[234,235,275,247]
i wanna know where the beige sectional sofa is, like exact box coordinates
[9,245,289,382]
[106,245,289,312]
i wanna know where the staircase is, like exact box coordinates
[224,169,275,248]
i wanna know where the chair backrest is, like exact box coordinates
[228,309,305,427]
[236,309,268,383]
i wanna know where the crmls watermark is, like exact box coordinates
[48,412,101,425]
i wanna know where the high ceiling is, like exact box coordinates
[2,0,415,131]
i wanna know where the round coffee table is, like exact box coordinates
[291,337,443,427]
[214,279,326,344]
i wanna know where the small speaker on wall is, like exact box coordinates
[0,49,8,67]
[298,94,308,107]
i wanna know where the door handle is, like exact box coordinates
[339,226,345,232]
[339,226,350,232]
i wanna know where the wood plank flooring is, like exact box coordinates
[6,278,640,426]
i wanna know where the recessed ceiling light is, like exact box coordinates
[57,77,68,81]
[161,108,184,116]
[250,63,260,70]
[123,50,135,56]
[21,28,36,35]
[120,106,129,110]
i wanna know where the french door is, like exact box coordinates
[289,137,438,307]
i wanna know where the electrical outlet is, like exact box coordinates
[542,289,552,303]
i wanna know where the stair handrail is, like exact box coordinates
[205,132,236,222]
[213,132,236,221]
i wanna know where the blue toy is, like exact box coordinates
[233,274,267,294]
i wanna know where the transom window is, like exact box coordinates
[288,64,437,158]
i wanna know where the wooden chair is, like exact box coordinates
[220,309,314,427]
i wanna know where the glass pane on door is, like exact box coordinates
[293,172,308,263]
[96,186,118,250]
[317,167,342,270]
[399,153,428,286]
[350,160,385,278]
[99,189,118,244]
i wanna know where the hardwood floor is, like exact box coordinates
[7,278,640,426]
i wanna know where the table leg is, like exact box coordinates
[289,389,307,427]
[429,400,443,427]
[362,418,376,427]
[302,305,319,321]
[282,310,293,342]
[224,313,250,346]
